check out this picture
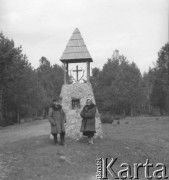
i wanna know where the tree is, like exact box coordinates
[36,58,64,114]
[1,48,46,124]
[150,43,169,114]
[0,33,23,125]
[91,67,103,110]
[91,50,144,115]
[142,68,156,114]
[39,56,51,69]
[4,55,33,123]
[0,33,65,126]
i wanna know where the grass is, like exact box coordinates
[0,116,168,180]
[100,113,114,123]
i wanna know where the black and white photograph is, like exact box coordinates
[0,0,168,179]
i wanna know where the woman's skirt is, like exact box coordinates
[83,131,95,138]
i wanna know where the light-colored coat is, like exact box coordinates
[48,106,66,134]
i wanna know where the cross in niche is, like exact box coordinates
[73,65,82,82]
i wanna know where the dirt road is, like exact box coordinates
[0,120,98,180]
[0,120,50,146]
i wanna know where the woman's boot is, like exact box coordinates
[88,137,94,145]
[60,132,65,145]
[90,137,94,144]
[88,137,91,144]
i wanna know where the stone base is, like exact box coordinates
[60,83,103,139]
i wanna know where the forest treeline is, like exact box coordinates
[0,33,168,126]
[91,47,169,116]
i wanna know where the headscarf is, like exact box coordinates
[84,98,95,111]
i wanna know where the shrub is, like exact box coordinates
[114,115,121,120]
[100,113,114,124]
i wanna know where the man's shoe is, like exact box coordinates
[54,134,58,144]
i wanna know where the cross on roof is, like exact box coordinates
[73,65,82,82]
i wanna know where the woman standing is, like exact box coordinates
[80,98,96,144]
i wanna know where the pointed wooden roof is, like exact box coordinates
[60,28,93,63]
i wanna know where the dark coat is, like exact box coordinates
[48,105,66,134]
[80,103,96,133]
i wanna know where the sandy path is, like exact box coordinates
[0,120,50,146]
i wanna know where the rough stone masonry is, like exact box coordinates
[60,83,103,139]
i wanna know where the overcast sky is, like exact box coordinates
[0,0,168,74]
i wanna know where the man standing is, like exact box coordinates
[48,99,66,145]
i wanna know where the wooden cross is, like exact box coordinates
[73,65,82,82]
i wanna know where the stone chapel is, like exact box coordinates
[59,28,103,139]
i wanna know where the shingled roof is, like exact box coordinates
[60,28,93,63]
